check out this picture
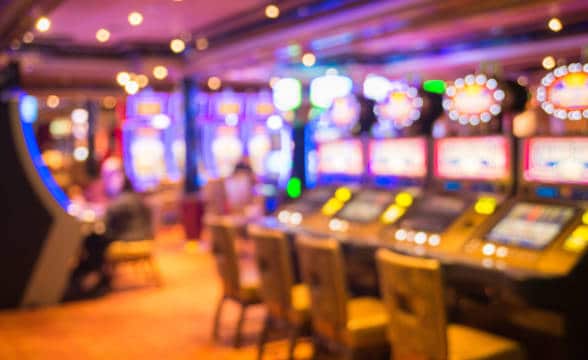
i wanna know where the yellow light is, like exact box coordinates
[582,211,588,225]
[548,17,563,32]
[196,37,209,50]
[265,4,280,19]
[137,74,149,88]
[96,28,110,43]
[124,80,139,95]
[395,192,414,208]
[22,32,34,44]
[302,52,316,67]
[170,38,185,53]
[208,76,222,90]
[102,96,117,109]
[542,56,556,70]
[334,187,352,202]
[563,226,588,252]
[474,197,497,215]
[128,11,143,26]
[116,71,130,86]
[153,65,168,80]
[46,95,60,109]
[381,205,406,224]
[321,198,344,216]
[35,17,51,32]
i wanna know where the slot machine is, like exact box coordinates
[450,64,588,359]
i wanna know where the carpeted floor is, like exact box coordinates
[0,226,312,359]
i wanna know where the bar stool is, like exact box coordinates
[208,217,262,347]
[376,249,525,360]
[250,225,311,360]
[297,236,389,359]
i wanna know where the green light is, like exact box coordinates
[423,80,446,94]
[286,177,302,198]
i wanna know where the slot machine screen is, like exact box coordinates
[317,139,364,176]
[524,137,588,185]
[435,136,510,181]
[486,202,575,249]
[369,138,427,178]
[336,190,394,223]
[398,195,468,233]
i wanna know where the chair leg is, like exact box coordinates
[257,315,272,360]
[212,297,225,341]
[234,303,248,348]
[287,324,301,360]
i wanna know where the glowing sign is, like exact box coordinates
[524,137,588,185]
[247,127,271,176]
[317,139,364,176]
[375,82,423,129]
[369,138,427,178]
[443,74,504,126]
[272,78,302,112]
[137,101,162,116]
[537,63,588,120]
[363,74,393,102]
[131,134,165,180]
[310,74,353,109]
[329,95,360,128]
[435,136,510,181]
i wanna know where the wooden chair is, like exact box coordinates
[208,217,262,348]
[296,236,389,359]
[250,225,311,360]
[105,239,161,285]
[376,249,525,360]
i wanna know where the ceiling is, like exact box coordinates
[2,0,588,93]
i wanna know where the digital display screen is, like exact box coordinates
[336,190,395,223]
[524,137,588,185]
[369,138,427,178]
[486,202,575,249]
[317,139,364,176]
[398,195,468,233]
[435,136,510,181]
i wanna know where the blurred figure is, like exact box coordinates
[104,177,154,242]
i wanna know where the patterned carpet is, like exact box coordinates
[0,226,312,359]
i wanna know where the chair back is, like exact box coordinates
[376,249,448,360]
[208,218,241,298]
[250,225,295,319]
[296,236,348,341]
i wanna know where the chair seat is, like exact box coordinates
[343,297,388,348]
[448,324,525,360]
[106,240,154,262]
[288,284,311,324]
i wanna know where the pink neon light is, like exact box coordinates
[317,139,364,176]
[369,138,427,177]
[524,137,588,185]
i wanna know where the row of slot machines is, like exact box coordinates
[258,133,588,358]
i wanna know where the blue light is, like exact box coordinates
[19,94,70,209]
[536,186,559,199]
[19,95,38,123]
[444,181,461,192]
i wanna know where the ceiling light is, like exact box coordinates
[96,28,110,43]
[542,56,556,70]
[265,4,280,19]
[302,52,316,67]
[125,80,139,95]
[35,17,51,32]
[22,32,34,44]
[548,17,563,32]
[208,76,221,90]
[153,65,168,80]
[46,95,60,109]
[116,71,130,86]
[137,74,149,88]
[128,11,143,26]
[170,38,185,53]
[196,37,208,50]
